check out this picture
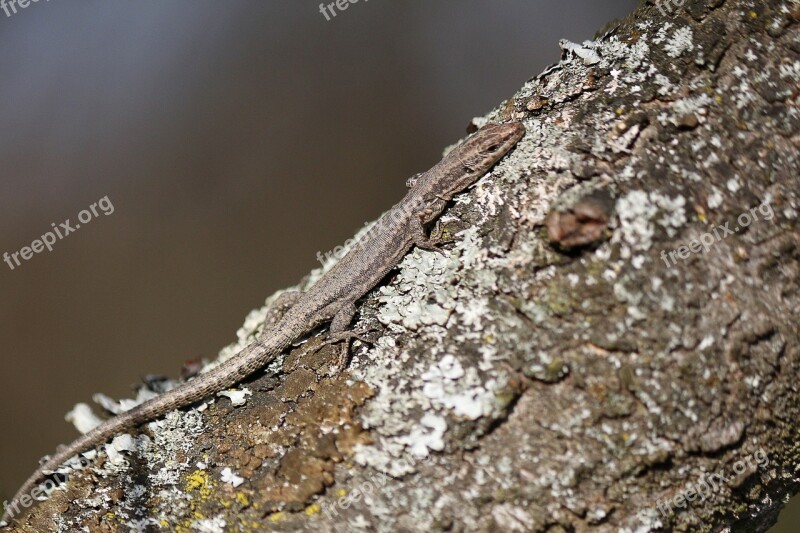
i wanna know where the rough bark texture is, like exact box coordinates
[7,0,800,531]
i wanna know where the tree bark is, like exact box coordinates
[9,0,800,531]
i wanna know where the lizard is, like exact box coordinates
[2,121,525,526]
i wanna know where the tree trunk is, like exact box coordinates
[8,0,800,531]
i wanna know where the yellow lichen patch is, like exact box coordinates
[335,488,347,498]
[102,511,119,527]
[305,503,321,516]
[177,518,197,533]
[269,512,284,523]
[185,469,213,500]
[236,492,250,507]
[186,470,208,492]
[748,10,757,18]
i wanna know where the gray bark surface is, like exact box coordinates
[9,0,800,531]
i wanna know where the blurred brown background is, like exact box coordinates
[1,1,796,529]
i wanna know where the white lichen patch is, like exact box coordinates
[376,249,459,330]
[708,186,724,209]
[216,387,252,406]
[470,175,507,219]
[559,39,602,65]
[105,434,149,467]
[671,94,712,125]
[65,403,103,434]
[615,191,658,251]
[397,413,447,458]
[191,515,228,533]
[614,190,687,253]
[92,386,163,415]
[422,357,503,420]
[664,27,694,58]
[220,467,244,488]
[350,337,449,476]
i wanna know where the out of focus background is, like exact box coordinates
[0,2,796,529]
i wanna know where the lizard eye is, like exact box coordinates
[406,174,421,188]
[487,144,500,153]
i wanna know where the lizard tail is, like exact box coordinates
[3,420,132,526]
[3,338,278,527]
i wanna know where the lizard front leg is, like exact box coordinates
[410,215,444,253]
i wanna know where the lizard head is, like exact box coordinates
[436,122,525,199]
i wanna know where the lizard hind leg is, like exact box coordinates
[303,302,376,372]
[329,301,357,335]
[327,302,359,371]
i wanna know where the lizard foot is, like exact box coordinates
[322,329,379,371]
[292,329,378,374]
[413,238,446,255]
[328,329,379,372]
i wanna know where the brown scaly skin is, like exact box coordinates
[2,121,525,526]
